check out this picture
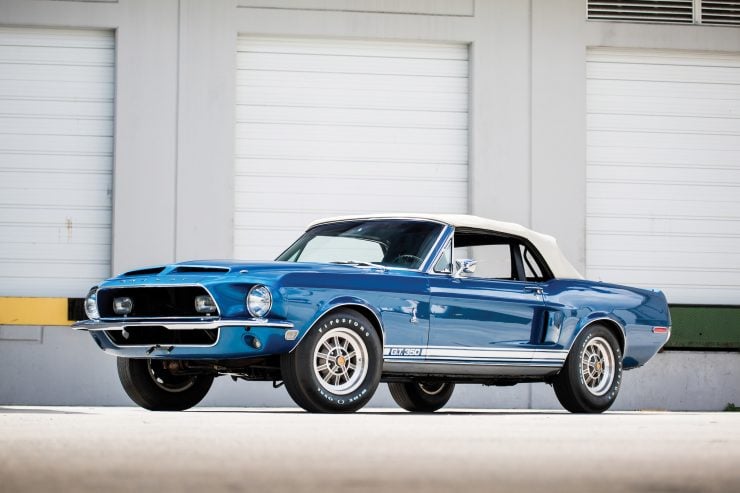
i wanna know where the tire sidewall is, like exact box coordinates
[570,326,623,411]
[293,312,382,412]
[118,357,213,411]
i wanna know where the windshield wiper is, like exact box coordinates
[330,261,386,269]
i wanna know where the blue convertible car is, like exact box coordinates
[74,214,671,413]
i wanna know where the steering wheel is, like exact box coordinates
[392,254,423,267]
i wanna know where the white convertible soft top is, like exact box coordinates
[310,213,584,280]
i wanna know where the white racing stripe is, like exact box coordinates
[383,345,568,363]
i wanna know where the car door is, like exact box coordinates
[426,233,547,367]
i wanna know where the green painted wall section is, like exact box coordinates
[666,305,740,350]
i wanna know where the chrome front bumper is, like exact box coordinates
[72,318,294,331]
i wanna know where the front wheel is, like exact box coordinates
[388,381,455,412]
[117,358,214,411]
[280,310,382,413]
[553,324,623,413]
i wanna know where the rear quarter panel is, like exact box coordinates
[544,279,671,369]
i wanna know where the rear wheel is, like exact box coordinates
[553,324,623,413]
[280,310,382,413]
[388,381,455,412]
[117,357,214,411]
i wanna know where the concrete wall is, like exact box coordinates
[1,0,738,408]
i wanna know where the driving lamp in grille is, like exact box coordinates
[194,295,217,314]
[113,297,133,315]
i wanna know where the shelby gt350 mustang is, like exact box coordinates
[74,214,671,413]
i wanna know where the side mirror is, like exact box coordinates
[454,259,477,278]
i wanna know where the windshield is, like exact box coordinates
[276,219,445,270]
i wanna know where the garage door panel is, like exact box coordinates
[0,80,114,102]
[237,159,467,181]
[237,52,467,78]
[0,98,114,118]
[587,114,740,135]
[0,134,113,155]
[237,86,467,112]
[0,27,114,47]
[588,181,740,202]
[586,96,740,119]
[0,27,113,297]
[588,233,740,254]
[587,215,739,235]
[587,146,738,168]
[1,189,111,209]
[0,116,114,137]
[0,153,111,172]
[588,248,740,270]
[237,105,467,129]
[237,124,467,146]
[587,131,740,151]
[0,261,109,279]
[236,186,467,211]
[587,60,740,84]
[587,48,740,66]
[237,139,466,164]
[238,37,468,60]
[588,164,740,184]
[588,196,740,219]
[0,43,114,65]
[0,241,110,261]
[237,70,468,93]
[0,223,111,244]
[588,78,740,101]
[236,174,464,194]
[0,62,114,83]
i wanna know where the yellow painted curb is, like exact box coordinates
[0,297,73,326]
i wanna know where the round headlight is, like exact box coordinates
[246,285,272,318]
[84,288,100,320]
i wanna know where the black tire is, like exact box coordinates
[388,382,455,412]
[117,357,214,411]
[280,310,382,413]
[553,324,623,413]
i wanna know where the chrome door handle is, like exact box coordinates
[524,286,544,295]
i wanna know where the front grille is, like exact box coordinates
[106,326,219,346]
[97,286,216,318]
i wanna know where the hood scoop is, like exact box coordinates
[170,266,230,274]
[122,267,166,277]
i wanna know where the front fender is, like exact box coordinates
[282,289,385,350]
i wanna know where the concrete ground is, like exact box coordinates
[0,407,739,493]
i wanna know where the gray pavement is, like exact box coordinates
[1,407,739,493]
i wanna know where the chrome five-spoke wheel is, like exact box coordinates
[313,327,369,395]
[580,336,615,396]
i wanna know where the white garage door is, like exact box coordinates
[586,47,740,305]
[235,36,469,259]
[0,28,114,297]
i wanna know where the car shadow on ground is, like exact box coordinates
[188,408,660,416]
[0,406,89,415]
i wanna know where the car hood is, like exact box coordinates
[102,260,388,287]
